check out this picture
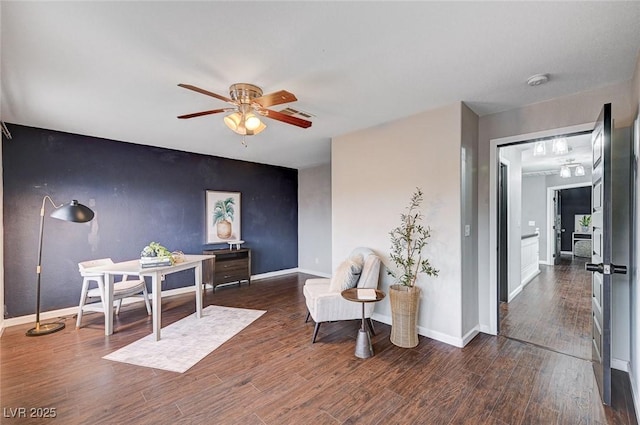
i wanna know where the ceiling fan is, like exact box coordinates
[177,83,312,139]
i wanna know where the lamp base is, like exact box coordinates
[25,322,65,336]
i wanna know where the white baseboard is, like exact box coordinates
[539,260,553,266]
[251,268,299,281]
[478,324,496,335]
[2,271,303,330]
[628,363,640,422]
[508,284,524,303]
[522,269,541,287]
[370,312,473,348]
[612,358,629,372]
[297,268,331,278]
[462,327,481,346]
[2,285,198,329]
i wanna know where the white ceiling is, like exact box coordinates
[2,2,640,169]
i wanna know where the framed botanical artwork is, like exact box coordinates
[206,191,241,244]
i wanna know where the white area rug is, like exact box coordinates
[103,305,265,373]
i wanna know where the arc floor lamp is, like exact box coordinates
[26,196,95,336]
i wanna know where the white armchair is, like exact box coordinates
[303,247,381,343]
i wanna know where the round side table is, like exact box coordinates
[341,288,385,358]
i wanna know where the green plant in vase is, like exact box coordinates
[387,187,438,348]
[214,197,235,239]
[579,215,591,232]
[141,241,174,264]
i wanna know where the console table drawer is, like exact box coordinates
[216,258,247,273]
[215,269,248,284]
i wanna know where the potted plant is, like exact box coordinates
[579,215,591,233]
[214,197,235,239]
[387,188,438,348]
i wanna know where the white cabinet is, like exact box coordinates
[509,234,541,302]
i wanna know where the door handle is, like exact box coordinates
[585,263,628,275]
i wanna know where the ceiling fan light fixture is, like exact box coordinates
[575,164,586,176]
[560,165,571,178]
[224,112,242,131]
[244,113,262,131]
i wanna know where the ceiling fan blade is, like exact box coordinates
[178,84,234,104]
[253,90,297,108]
[177,108,229,119]
[260,108,312,128]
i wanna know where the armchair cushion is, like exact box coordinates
[328,254,364,292]
[304,247,381,325]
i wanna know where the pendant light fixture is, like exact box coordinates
[552,137,569,155]
[533,141,546,156]
[559,160,587,178]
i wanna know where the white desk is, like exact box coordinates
[85,254,214,341]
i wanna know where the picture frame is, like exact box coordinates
[205,191,241,244]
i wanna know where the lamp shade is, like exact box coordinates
[244,113,262,131]
[533,141,546,156]
[224,112,242,131]
[50,200,94,223]
[552,138,569,155]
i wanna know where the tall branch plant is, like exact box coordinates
[388,188,438,287]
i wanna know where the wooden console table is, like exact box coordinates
[202,248,251,290]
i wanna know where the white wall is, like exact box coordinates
[298,163,332,276]
[332,102,471,346]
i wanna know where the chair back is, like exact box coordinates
[78,258,114,277]
[348,247,381,289]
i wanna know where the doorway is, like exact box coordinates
[495,132,594,359]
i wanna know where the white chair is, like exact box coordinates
[303,247,381,343]
[76,258,152,328]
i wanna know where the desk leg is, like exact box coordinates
[195,263,203,319]
[104,273,114,336]
[152,271,162,341]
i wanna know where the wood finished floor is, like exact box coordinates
[500,255,592,360]
[1,272,637,424]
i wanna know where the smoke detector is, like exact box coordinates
[527,74,549,87]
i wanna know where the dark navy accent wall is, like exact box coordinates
[560,186,591,251]
[2,124,298,318]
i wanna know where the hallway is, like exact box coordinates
[499,255,591,360]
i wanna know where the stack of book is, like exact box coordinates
[139,256,172,268]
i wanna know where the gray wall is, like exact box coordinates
[461,103,479,337]
[298,163,332,276]
[521,175,547,260]
[632,51,640,415]
[612,127,632,363]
